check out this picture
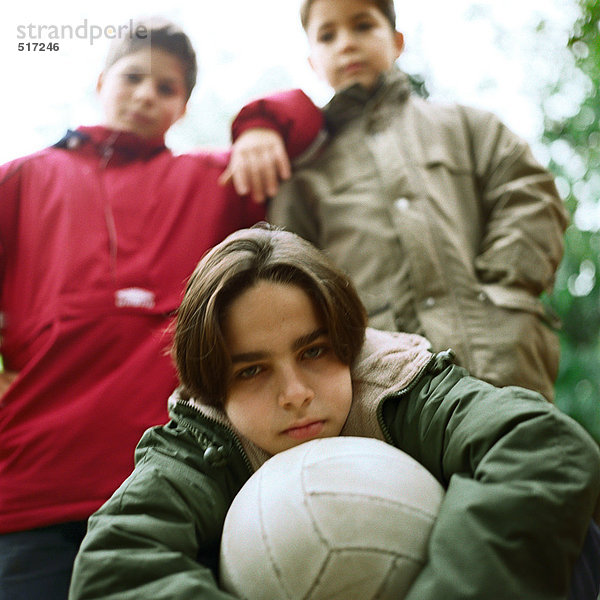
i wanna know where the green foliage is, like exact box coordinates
[542,0,600,443]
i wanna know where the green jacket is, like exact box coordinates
[69,329,599,600]
[269,67,569,402]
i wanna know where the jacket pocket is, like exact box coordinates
[421,145,471,174]
[479,284,561,329]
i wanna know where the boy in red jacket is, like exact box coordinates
[0,16,321,600]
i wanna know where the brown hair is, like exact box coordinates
[300,0,397,30]
[173,223,367,406]
[103,16,197,100]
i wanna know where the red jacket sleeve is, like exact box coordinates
[0,158,24,287]
[231,89,323,160]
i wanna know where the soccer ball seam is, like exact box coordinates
[307,490,440,521]
[258,466,296,600]
[306,547,428,599]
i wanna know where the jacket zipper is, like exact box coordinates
[175,398,254,476]
[376,352,438,444]
[97,133,120,285]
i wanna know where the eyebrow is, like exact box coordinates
[316,11,374,31]
[230,328,328,365]
[122,64,179,81]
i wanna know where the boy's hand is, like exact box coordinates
[220,128,291,204]
[0,370,17,398]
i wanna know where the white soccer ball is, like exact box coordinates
[219,436,444,600]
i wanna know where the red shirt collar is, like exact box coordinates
[71,126,167,161]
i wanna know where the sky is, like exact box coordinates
[0,0,579,164]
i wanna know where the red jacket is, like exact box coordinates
[0,90,322,533]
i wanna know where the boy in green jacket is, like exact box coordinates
[69,224,599,600]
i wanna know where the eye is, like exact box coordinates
[157,83,177,96]
[302,345,327,360]
[124,73,143,84]
[318,30,335,43]
[355,20,374,32]
[236,365,264,380]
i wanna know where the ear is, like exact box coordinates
[176,104,187,122]
[394,31,405,59]
[96,72,105,94]
[169,102,188,129]
[307,54,325,83]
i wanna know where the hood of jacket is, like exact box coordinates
[323,65,412,135]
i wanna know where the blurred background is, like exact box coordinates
[1,0,598,441]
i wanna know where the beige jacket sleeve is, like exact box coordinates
[462,106,569,295]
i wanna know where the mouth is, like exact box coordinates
[129,111,154,125]
[283,420,325,441]
[342,62,365,75]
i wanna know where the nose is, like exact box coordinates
[277,364,314,409]
[336,28,357,52]
[133,78,157,103]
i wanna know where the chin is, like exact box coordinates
[338,77,377,93]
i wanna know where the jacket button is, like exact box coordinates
[477,292,487,302]
[394,197,410,211]
[424,297,435,308]
[203,445,228,467]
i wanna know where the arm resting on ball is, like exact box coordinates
[69,452,238,600]
[383,362,600,600]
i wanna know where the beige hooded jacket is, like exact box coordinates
[270,67,568,401]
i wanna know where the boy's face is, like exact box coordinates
[222,280,353,456]
[306,0,404,92]
[97,47,187,139]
